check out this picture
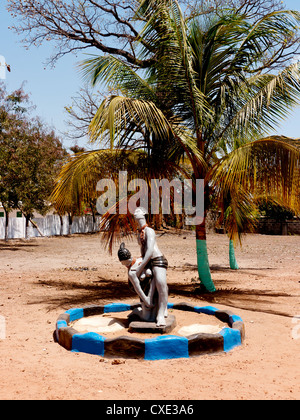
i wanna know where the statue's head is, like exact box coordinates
[134,207,147,221]
[118,242,132,267]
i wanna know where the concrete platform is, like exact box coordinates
[128,315,177,334]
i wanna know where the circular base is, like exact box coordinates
[55,302,245,360]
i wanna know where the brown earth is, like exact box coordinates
[0,230,299,400]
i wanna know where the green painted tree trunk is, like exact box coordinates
[229,239,239,270]
[196,222,216,292]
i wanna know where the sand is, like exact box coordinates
[71,310,227,338]
[0,230,299,400]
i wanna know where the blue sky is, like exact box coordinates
[0,0,299,151]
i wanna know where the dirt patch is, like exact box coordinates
[0,231,299,400]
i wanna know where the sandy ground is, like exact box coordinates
[0,230,299,400]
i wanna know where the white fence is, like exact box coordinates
[0,215,101,240]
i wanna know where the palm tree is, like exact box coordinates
[52,0,300,292]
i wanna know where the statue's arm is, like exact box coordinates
[128,270,152,308]
[136,228,155,277]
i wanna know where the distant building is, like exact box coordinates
[0,203,55,219]
[0,204,22,219]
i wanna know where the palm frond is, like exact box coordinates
[99,203,137,255]
[209,136,300,215]
[50,149,149,214]
[216,183,259,245]
[235,10,300,73]
[223,62,300,143]
[80,55,157,102]
[88,95,172,146]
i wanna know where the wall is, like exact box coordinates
[0,215,101,240]
[257,217,300,235]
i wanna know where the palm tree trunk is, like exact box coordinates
[194,133,216,292]
[229,239,239,270]
[195,220,216,292]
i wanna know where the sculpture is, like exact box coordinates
[118,207,169,327]
[118,243,158,323]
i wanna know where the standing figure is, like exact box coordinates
[134,207,169,327]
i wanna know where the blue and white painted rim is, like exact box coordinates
[56,302,245,360]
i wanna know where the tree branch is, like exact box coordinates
[7,0,154,67]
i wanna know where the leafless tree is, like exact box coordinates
[186,0,286,20]
[7,0,150,67]
[64,84,103,140]
[7,0,299,69]
[20,0,295,141]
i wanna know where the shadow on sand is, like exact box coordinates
[0,242,39,251]
[31,271,297,318]
[31,277,136,310]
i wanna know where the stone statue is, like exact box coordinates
[118,207,169,327]
[118,243,158,323]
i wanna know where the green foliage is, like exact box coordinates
[259,200,295,221]
[0,84,67,237]
[82,2,300,240]
[52,1,300,278]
